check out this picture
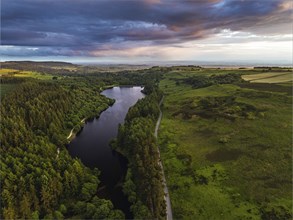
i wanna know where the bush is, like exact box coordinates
[218,135,230,144]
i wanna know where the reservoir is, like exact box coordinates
[68,86,145,218]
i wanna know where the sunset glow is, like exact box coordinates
[1,0,292,65]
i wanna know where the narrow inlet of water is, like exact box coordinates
[68,86,145,218]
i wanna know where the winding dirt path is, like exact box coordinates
[155,96,173,220]
[66,118,86,140]
[67,128,74,139]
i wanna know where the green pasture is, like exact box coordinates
[0,68,53,80]
[158,69,292,219]
[242,72,292,83]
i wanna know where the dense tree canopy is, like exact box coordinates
[0,79,122,219]
[1,62,165,219]
[115,88,166,219]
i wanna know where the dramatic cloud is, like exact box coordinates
[1,0,292,63]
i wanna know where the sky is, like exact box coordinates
[1,0,292,65]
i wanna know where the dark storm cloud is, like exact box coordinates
[1,0,291,57]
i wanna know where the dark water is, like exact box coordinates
[68,86,145,218]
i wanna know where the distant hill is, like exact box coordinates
[0,61,79,74]
[0,61,150,74]
[1,61,76,66]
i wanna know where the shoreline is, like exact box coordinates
[66,85,119,142]
[66,84,145,142]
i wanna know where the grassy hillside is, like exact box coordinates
[158,68,292,219]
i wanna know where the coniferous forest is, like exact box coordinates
[0,63,164,219]
[115,88,166,219]
[1,80,119,219]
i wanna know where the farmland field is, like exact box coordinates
[159,69,292,219]
[0,69,17,74]
[242,72,292,83]
[0,68,53,80]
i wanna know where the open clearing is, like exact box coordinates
[0,68,53,80]
[159,69,292,219]
[242,72,292,83]
[1,69,55,98]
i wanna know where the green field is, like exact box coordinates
[0,68,55,98]
[0,68,53,80]
[159,70,292,219]
[242,72,292,83]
